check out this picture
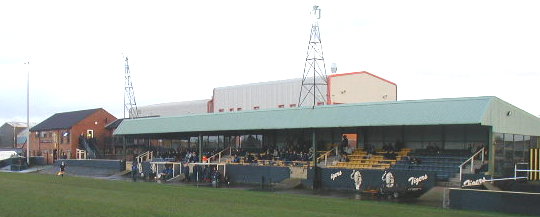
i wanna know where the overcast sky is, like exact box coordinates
[1,0,539,124]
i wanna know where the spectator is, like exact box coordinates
[341,135,349,154]
[341,154,349,162]
[383,143,394,153]
[159,166,173,180]
[190,152,198,163]
[203,166,211,182]
[184,151,192,163]
[131,162,138,182]
[409,156,421,165]
[395,140,404,152]
[182,165,190,182]
[58,161,66,177]
[246,154,255,163]
[232,154,240,163]
[383,151,396,160]
[426,143,440,154]
[364,144,375,159]
[211,167,221,188]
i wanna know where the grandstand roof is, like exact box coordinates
[113,96,540,136]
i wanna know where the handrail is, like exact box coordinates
[207,146,232,163]
[316,146,338,166]
[136,151,153,163]
[459,147,485,183]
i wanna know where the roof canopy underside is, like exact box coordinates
[114,96,540,136]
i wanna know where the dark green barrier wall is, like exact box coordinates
[449,188,540,216]
[55,159,125,170]
[226,165,291,184]
[304,168,436,196]
[216,165,437,196]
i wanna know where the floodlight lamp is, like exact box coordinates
[312,5,321,19]
[331,63,337,74]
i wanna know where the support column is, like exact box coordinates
[123,136,126,161]
[363,127,369,149]
[487,127,494,176]
[442,125,446,150]
[312,129,319,189]
[356,127,361,149]
[198,134,203,162]
[401,126,405,148]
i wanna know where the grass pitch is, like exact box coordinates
[0,172,524,217]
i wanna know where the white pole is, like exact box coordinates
[26,61,30,165]
[13,125,16,148]
[471,158,474,173]
[481,148,484,162]
[515,165,519,180]
[459,166,463,184]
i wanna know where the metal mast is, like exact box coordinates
[25,61,30,164]
[298,5,328,108]
[124,57,139,118]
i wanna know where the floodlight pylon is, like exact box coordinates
[298,5,328,108]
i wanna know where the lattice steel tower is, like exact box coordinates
[124,56,139,118]
[298,5,328,108]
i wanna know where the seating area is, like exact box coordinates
[142,147,472,181]
[390,150,470,181]
[228,159,313,168]
[329,148,412,170]
[225,148,314,168]
[327,148,472,181]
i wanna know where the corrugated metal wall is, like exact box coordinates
[213,73,397,113]
[134,72,399,116]
[138,100,210,117]
[213,78,326,112]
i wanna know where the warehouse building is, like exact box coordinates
[137,71,397,117]
[137,99,210,118]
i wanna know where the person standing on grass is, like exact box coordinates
[59,161,66,177]
[132,162,138,182]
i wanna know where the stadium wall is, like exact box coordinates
[303,168,436,195]
[449,188,540,216]
[55,159,125,171]
[226,165,291,184]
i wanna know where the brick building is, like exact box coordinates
[29,108,116,163]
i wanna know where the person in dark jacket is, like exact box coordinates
[341,135,349,154]
[58,161,66,177]
[131,162,138,182]
[211,167,221,188]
